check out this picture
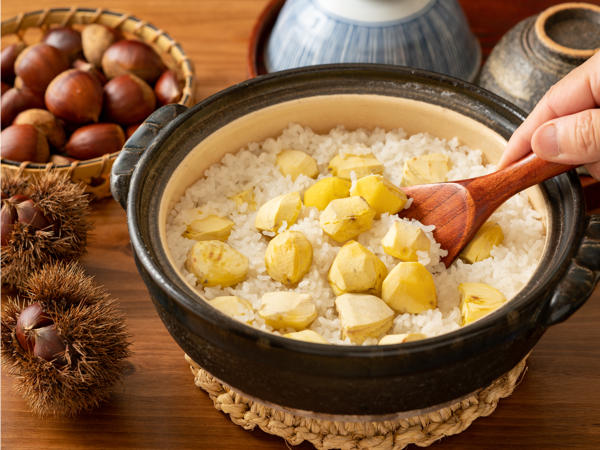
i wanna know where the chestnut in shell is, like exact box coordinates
[16,303,66,362]
[1,42,26,84]
[45,69,103,124]
[1,201,17,246]
[14,109,66,149]
[1,87,45,129]
[65,123,125,160]
[155,70,183,106]
[81,24,120,68]
[1,194,52,246]
[14,43,69,94]
[0,124,49,163]
[103,74,156,125]
[43,27,82,62]
[73,59,107,85]
[102,39,165,84]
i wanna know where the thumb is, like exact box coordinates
[531,109,600,165]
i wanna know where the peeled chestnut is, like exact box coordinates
[103,74,156,125]
[101,40,165,84]
[14,108,66,149]
[43,27,82,62]
[14,43,69,94]
[1,87,45,128]
[81,24,120,67]
[155,70,183,106]
[65,123,125,160]
[45,69,103,124]
[73,59,107,85]
[1,42,25,84]
[16,303,65,362]
[0,124,49,162]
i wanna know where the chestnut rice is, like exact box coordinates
[166,124,546,345]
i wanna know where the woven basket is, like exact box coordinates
[1,7,195,199]
[187,355,529,449]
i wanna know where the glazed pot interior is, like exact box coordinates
[158,94,549,306]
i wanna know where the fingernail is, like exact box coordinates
[535,123,559,157]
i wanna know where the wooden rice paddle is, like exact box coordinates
[399,153,576,267]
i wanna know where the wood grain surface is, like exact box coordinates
[2,1,599,449]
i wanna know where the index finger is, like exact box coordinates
[498,51,600,168]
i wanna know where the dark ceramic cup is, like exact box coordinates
[478,2,600,113]
[111,65,600,417]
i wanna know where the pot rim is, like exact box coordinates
[125,63,584,359]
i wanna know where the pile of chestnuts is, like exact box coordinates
[1,23,184,164]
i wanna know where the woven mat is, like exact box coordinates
[186,355,527,449]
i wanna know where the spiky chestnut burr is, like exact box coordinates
[1,170,91,289]
[1,262,131,416]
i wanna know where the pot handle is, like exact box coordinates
[542,214,600,326]
[111,104,188,209]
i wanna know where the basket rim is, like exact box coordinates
[1,6,196,171]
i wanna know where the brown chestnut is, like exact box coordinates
[14,43,69,94]
[43,27,82,62]
[45,69,103,124]
[1,200,17,246]
[1,195,52,245]
[103,74,156,125]
[16,303,65,362]
[14,108,66,149]
[73,59,107,85]
[1,42,25,84]
[1,87,45,128]
[101,40,165,84]
[65,123,125,159]
[155,70,183,106]
[14,197,52,229]
[1,81,9,96]
[81,24,120,67]
[0,124,49,162]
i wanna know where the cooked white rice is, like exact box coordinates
[166,124,545,345]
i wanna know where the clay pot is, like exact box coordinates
[111,65,599,415]
[478,2,600,112]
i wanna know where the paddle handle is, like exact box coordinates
[465,153,576,212]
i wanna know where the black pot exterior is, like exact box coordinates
[478,4,600,113]
[113,64,600,415]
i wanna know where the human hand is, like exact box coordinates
[498,51,600,180]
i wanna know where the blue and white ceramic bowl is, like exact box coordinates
[265,0,481,81]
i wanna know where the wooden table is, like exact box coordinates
[2,1,599,448]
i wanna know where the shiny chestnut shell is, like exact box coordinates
[155,70,183,106]
[65,123,125,160]
[14,43,69,94]
[103,74,156,125]
[0,123,49,162]
[101,40,165,84]
[43,27,82,62]
[0,42,26,84]
[0,87,45,128]
[45,69,103,124]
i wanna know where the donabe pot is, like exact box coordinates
[111,65,600,416]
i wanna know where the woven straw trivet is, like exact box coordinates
[186,354,528,449]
